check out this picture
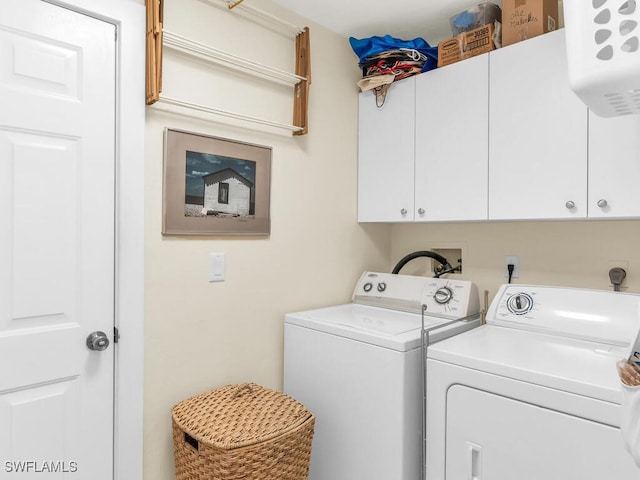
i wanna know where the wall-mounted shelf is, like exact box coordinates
[145,0,311,135]
[162,30,306,86]
[202,0,304,36]
[154,95,304,133]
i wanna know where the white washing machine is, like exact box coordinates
[426,284,640,480]
[284,271,481,480]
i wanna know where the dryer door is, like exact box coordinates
[445,385,639,479]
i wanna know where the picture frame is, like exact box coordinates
[162,128,272,235]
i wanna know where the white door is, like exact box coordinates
[488,29,588,220]
[415,54,489,221]
[0,1,116,478]
[588,112,640,218]
[358,77,416,223]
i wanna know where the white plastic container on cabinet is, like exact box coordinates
[564,0,640,117]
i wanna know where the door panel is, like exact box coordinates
[446,385,639,479]
[358,77,416,222]
[415,54,489,221]
[0,1,115,477]
[488,30,588,220]
[8,132,78,322]
[0,29,80,99]
[589,112,640,218]
[1,380,79,469]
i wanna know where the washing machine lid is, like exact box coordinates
[427,324,628,404]
[285,303,445,352]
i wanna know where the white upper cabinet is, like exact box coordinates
[357,29,640,223]
[588,112,640,218]
[488,29,588,220]
[415,54,489,221]
[358,77,415,222]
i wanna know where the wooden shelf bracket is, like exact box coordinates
[145,0,163,105]
[293,27,311,136]
[145,0,311,135]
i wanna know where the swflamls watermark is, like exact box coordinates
[4,461,78,473]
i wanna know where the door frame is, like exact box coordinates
[42,1,145,479]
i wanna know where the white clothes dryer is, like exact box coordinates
[426,284,640,480]
[284,271,481,480]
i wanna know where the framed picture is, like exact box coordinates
[162,128,271,235]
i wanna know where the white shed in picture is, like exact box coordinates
[203,168,254,215]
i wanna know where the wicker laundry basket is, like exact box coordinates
[172,383,315,480]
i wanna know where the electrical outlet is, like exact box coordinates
[607,260,629,290]
[505,255,520,279]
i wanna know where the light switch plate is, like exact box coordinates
[209,253,225,282]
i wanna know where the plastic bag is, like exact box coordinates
[349,35,438,73]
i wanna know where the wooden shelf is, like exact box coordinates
[145,0,311,135]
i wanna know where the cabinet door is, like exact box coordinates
[589,112,640,218]
[415,55,488,221]
[488,29,588,220]
[358,77,415,222]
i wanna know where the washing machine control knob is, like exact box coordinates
[377,282,387,292]
[363,282,373,292]
[506,293,533,315]
[434,286,453,305]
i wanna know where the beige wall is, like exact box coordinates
[391,220,640,309]
[143,2,389,479]
[142,1,639,479]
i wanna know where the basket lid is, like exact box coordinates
[172,383,313,449]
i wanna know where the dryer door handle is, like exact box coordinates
[466,442,482,480]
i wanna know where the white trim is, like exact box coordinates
[43,1,145,479]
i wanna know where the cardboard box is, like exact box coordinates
[501,0,558,47]
[450,1,501,36]
[437,24,495,68]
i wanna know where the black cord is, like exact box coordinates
[507,263,515,284]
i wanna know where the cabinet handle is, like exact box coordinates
[466,442,482,480]
[418,208,425,215]
[400,208,408,215]
[565,201,575,209]
[597,199,608,208]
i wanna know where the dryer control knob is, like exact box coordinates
[434,287,453,304]
[506,293,533,315]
